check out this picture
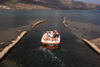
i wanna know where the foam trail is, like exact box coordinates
[38,46,47,58]
[47,50,66,67]
[47,50,55,60]
[38,47,66,67]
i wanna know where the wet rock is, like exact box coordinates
[76,27,78,29]
[82,34,86,38]
[91,30,94,32]
[0,42,4,45]
[73,26,78,30]
[70,19,73,21]
[17,30,22,32]
[82,27,86,30]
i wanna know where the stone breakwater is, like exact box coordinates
[63,20,67,28]
[63,19,100,54]
[63,20,82,39]
[0,31,27,60]
[83,39,100,54]
[0,19,48,60]
[31,19,48,28]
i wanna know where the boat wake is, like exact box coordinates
[38,46,66,67]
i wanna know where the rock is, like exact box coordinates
[17,30,22,32]
[91,30,94,32]
[0,42,4,45]
[76,27,78,29]
[70,19,73,21]
[82,27,86,30]
[82,34,86,38]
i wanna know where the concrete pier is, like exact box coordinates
[83,39,100,54]
[0,31,27,60]
[31,19,48,28]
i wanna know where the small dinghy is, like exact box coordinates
[41,30,60,49]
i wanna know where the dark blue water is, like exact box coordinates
[0,10,100,67]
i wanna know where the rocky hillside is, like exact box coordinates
[0,0,100,10]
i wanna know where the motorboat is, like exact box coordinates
[41,30,60,49]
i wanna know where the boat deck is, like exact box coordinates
[41,33,60,44]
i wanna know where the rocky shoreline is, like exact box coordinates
[0,5,10,10]
[0,5,52,10]
[0,0,100,10]
[0,3,52,11]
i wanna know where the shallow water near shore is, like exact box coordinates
[0,10,100,67]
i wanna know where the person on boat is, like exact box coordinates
[43,31,50,41]
[44,31,53,41]
[53,30,59,38]
[47,31,51,37]
[43,30,59,41]
[53,30,59,41]
[47,31,52,40]
[50,31,54,38]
